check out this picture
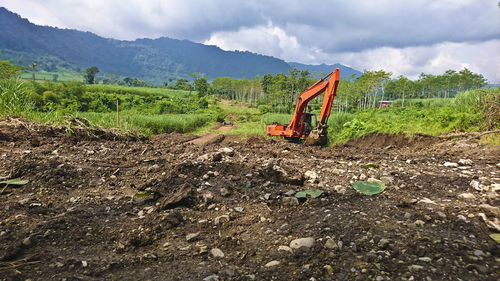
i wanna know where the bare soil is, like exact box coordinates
[0,118,499,281]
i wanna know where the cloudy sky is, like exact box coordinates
[1,0,499,81]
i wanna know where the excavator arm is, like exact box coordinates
[266,68,340,145]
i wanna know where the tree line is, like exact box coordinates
[210,68,488,113]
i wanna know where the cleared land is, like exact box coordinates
[0,118,499,280]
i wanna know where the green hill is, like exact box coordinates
[0,7,361,84]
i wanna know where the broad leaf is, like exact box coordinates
[352,181,385,195]
[490,233,500,244]
[134,191,152,198]
[0,178,29,185]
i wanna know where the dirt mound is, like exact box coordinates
[0,116,145,145]
[0,119,499,280]
[346,132,438,149]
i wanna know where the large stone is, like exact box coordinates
[282,197,299,206]
[210,248,225,258]
[265,260,280,267]
[290,237,315,250]
[324,239,337,249]
[458,193,476,200]
[186,232,200,242]
[305,171,318,180]
[479,204,500,218]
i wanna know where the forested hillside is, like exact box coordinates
[0,7,359,85]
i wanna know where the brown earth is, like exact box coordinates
[0,117,499,281]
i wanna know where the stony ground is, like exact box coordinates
[0,117,499,281]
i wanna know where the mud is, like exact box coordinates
[0,117,499,281]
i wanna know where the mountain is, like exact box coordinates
[288,62,362,79]
[0,7,361,84]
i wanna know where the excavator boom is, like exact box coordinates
[266,68,340,145]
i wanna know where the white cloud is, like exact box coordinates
[0,0,498,81]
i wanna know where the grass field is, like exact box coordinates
[1,78,498,144]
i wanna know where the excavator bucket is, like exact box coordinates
[304,129,328,146]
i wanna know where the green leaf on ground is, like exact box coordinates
[351,181,385,195]
[361,163,379,169]
[134,191,152,198]
[295,189,323,199]
[0,178,29,185]
[490,233,500,244]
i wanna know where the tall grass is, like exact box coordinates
[0,79,33,115]
[76,111,213,135]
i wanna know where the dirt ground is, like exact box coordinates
[0,117,499,281]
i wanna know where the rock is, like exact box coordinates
[408,264,424,272]
[245,181,252,188]
[378,238,390,249]
[458,159,473,166]
[418,198,436,205]
[81,260,88,267]
[265,260,280,267]
[470,180,482,191]
[214,215,230,225]
[443,162,458,167]
[225,269,235,277]
[278,245,292,252]
[436,211,447,218]
[414,220,425,227]
[404,212,412,219]
[282,197,299,206]
[220,187,231,197]
[380,176,394,185]
[473,249,485,257]
[290,237,315,250]
[304,171,318,180]
[334,185,346,194]
[22,237,31,247]
[218,147,234,155]
[479,204,500,218]
[186,232,200,242]
[324,238,337,249]
[323,265,334,275]
[458,193,476,200]
[203,274,220,281]
[234,207,244,212]
[264,193,271,200]
[210,248,225,258]
[202,192,214,203]
[418,257,432,262]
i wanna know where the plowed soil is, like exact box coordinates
[0,118,499,281]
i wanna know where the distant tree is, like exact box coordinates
[83,66,99,84]
[174,78,193,91]
[123,77,133,86]
[261,74,273,94]
[31,62,37,81]
[194,77,209,97]
[0,58,26,79]
[52,74,58,82]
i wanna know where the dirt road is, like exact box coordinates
[0,118,499,280]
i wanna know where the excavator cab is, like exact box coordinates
[301,112,317,136]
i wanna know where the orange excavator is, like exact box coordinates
[266,68,340,145]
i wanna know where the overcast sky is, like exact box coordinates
[1,0,499,81]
